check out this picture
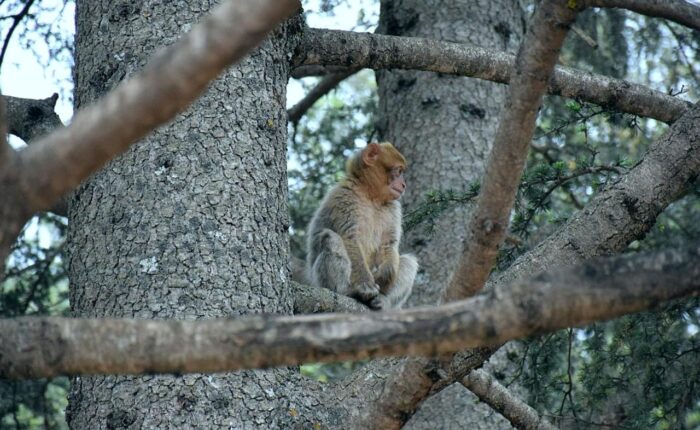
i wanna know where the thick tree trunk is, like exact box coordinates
[376,0,525,427]
[66,2,313,427]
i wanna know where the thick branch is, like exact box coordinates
[492,99,700,288]
[462,370,557,430]
[13,0,299,217]
[587,0,700,32]
[4,94,63,143]
[291,64,352,79]
[293,29,690,124]
[445,0,577,301]
[287,70,355,123]
[291,281,368,314]
[1,244,698,379]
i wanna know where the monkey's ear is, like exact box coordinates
[362,143,381,166]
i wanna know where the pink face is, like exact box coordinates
[388,166,406,200]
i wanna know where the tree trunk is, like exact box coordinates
[376,0,526,427]
[66,2,311,427]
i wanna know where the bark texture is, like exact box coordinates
[462,370,557,430]
[4,94,63,143]
[375,1,526,427]
[66,2,319,428]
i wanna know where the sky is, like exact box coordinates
[0,0,377,128]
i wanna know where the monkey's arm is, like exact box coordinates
[373,244,400,291]
[342,237,380,302]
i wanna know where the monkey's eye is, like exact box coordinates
[389,167,403,179]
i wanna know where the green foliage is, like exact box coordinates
[1,213,69,429]
[288,70,378,258]
[300,361,367,383]
[403,184,480,234]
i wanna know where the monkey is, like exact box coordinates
[306,142,418,310]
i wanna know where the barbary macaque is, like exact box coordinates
[306,142,418,310]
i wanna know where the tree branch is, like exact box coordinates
[293,29,691,124]
[586,0,700,32]
[4,94,63,143]
[462,369,557,430]
[445,0,578,302]
[287,70,356,123]
[1,244,698,379]
[359,34,700,430]
[0,0,300,273]
[16,0,299,216]
[0,0,36,68]
[291,64,352,79]
[291,281,369,314]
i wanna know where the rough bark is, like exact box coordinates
[293,29,690,124]
[3,243,699,379]
[66,2,316,428]
[445,0,578,302]
[462,370,557,430]
[586,0,700,32]
[4,94,63,143]
[375,1,526,427]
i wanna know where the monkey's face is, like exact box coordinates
[387,166,406,200]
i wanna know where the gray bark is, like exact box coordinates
[66,2,319,428]
[375,1,525,428]
[4,94,62,143]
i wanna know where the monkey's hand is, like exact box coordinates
[349,279,380,303]
[368,294,390,311]
[372,262,397,291]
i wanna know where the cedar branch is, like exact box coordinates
[1,244,698,379]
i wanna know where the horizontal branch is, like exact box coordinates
[587,0,700,32]
[293,29,691,124]
[2,244,698,379]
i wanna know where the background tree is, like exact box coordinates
[0,0,699,429]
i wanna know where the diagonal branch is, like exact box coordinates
[17,0,298,215]
[0,0,299,274]
[293,29,691,124]
[444,0,578,301]
[462,369,557,430]
[287,70,356,123]
[586,0,700,32]
[0,0,36,68]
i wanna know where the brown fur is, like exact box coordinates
[306,142,417,310]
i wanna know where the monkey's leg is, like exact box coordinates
[370,254,418,310]
[310,229,352,295]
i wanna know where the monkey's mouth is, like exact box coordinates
[389,186,404,199]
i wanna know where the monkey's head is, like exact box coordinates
[347,142,407,202]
